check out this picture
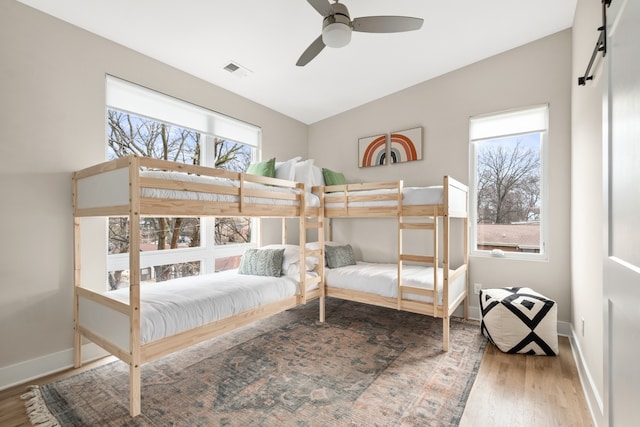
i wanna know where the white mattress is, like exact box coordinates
[325,186,443,208]
[325,261,466,305]
[141,170,321,207]
[106,269,315,344]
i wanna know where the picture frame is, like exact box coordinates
[358,134,387,168]
[389,127,423,164]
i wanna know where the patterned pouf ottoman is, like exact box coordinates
[479,287,558,356]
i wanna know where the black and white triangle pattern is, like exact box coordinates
[479,287,558,356]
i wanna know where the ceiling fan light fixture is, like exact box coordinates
[322,22,351,48]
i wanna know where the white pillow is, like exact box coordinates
[310,164,325,187]
[261,244,317,272]
[305,241,343,266]
[305,241,344,250]
[261,244,300,270]
[275,156,302,181]
[294,159,315,190]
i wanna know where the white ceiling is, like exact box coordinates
[17,0,576,124]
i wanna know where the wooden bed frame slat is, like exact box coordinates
[399,285,436,297]
[76,287,129,315]
[399,222,435,230]
[399,254,435,264]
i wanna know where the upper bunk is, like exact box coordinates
[73,155,321,219]
[318,175,468,219]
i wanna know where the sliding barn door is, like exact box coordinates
[603,0,640,425]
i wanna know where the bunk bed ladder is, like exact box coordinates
[304,213,325,317]
[284,187,325,319]
[397,209,439,316]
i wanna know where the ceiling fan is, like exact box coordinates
[296,0,424,66]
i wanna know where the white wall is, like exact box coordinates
[570,0,606,424]
[308,30,573,323]
[0,1,307,385]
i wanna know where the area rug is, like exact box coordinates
[23,298,487,426]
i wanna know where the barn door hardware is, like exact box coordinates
[578,0,612,86]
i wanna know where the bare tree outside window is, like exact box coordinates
[107,109,253,288]
[475,133,542,253]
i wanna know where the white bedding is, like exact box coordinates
[141,170,321,207]
[106,269,314,344]
[325,261,466,305]
[325,186,443,208]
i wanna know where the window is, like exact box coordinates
[469,105,548,259]
[105,76,261,289]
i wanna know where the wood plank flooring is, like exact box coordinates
[1,337,593,426]
[459,337,594,427]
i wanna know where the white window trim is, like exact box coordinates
[469,104,549,261]
[106,75,261,146]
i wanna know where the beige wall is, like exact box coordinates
[309,30,573,322]
[571,0,606,423]
[0,1,307,382]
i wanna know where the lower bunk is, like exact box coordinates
[74,245,322,417]
[322,261,468,351]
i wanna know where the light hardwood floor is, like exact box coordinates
[1,336,593,426]
[460,337,594,427]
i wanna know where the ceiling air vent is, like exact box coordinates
[222,61,252,78]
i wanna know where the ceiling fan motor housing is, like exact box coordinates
[322,2,352,48]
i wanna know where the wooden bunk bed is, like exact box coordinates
[316,176,469,351]
[72,154,324,416]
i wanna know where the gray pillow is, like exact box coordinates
[238,248,285,277]
[325,244,356,268]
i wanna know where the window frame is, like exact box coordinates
[468,105,549,261]
[105,76,262,283]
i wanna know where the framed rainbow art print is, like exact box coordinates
[389,127,422,164]
[358,133,387,168]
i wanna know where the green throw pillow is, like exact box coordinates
[246,157,276,178]
[325,244,356,268]
[322,168,346,186]
[238,248,285,277]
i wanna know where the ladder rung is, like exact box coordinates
[399,222,434,230]
[399,254,434,263]
[305,276,321,286]
[305,221,322,229]
[399,285,434,296]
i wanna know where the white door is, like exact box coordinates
[603,0,640,425]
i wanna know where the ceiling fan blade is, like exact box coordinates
[307,0,334,17]
[352,16,424,33]
[296,35,326,66]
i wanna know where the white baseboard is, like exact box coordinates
[568,326,605,427]
[0,343,108,391]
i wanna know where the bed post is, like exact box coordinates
[281,217,287,244]
[299,191,307,305]
[442,176,451,352]
[463,215,469,320]
[433,211,439,317]
[396,181,404,309]
[72,173,82,368]
[128,156,142,417]
[317,185,326,322]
